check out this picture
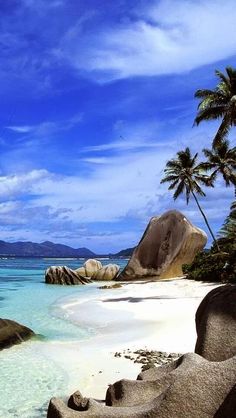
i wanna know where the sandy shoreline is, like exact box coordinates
[40,278,220,400]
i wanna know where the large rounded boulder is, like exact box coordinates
[0,318,35,350]
[195,284,236,361]
[93,264,120,281]
[117,210,207,281]
[76,259,102,279]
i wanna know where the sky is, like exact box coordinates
[0,0,236,253]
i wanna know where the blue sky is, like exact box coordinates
[0,0,236,253]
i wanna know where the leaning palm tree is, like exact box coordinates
[161,147,220,250]
[194,66,236,147]
[200,139,236,195]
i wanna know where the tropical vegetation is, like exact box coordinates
[183,200,236,283]
[160,147,219,249]
[200,139,236,192]
[220,200,236,239]
[161,65,236,283]
[194,66,236,148]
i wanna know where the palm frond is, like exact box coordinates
[192,181,206,196]
[194,67,236,146]
[173,180,185,201]
[212,116,231,148]
[168,179,180,190]
[220,198,236,238]
[160,175,179,184]
[215,69,229,83]
[194,89,218,99]
[226,66,236,82]
[165,159,182,170]
[194,106,226,125]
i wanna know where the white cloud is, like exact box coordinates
[81,157,111,164]
[58,0,236,81]
[83,119,172,153]
[5,112,83,138]
[83,139,169,152]
[0,169,51,198]
[6,125,33,133]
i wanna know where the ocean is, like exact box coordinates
[0,257,127,418]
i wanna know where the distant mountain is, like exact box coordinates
[114,247,135,257]
[0,240,96,257]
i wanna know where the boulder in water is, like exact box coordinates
[0,318,35,350]
[45,266,92,285]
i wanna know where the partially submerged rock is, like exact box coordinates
[93,264,120,281]
[0,318,35,350]
[118,210,207,281]
[195,284,236,361]
[45,266,92,285]
[45,260,119,285]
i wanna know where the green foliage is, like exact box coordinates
[161,147,213,204]
[200,140,236,188]
[220,201,236,239]
[194,66,236,147]
[161,147,218,247]
[165,67,236,283]
[183,232,236,283]
[183,249,235,283]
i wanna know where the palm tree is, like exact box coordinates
[161,147,220,250]
[220,200,236,240]
[194,66,236,148]
[200,139,236,195]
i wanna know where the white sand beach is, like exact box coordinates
[41,278,220,400]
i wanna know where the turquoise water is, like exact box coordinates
[0,257,127,418]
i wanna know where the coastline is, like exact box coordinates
[0,272,221,416]
[46,278,220,399]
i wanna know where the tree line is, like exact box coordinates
[161,66,236,250]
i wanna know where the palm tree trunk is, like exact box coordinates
[191,190,220,252]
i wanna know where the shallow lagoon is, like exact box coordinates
[0,257,127,418]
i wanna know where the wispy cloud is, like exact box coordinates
[81,157,111,164]
[58,0,236,81]
[6,125,33,133]
[83,139,169,153]
[5,112,83,139]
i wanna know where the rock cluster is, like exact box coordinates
[114,349,182,372]
[45,259,120,285]
[0,318,35,350]
[47,284,236,417]
[117,210,207,281]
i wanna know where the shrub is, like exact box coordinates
[183,243,236,283]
